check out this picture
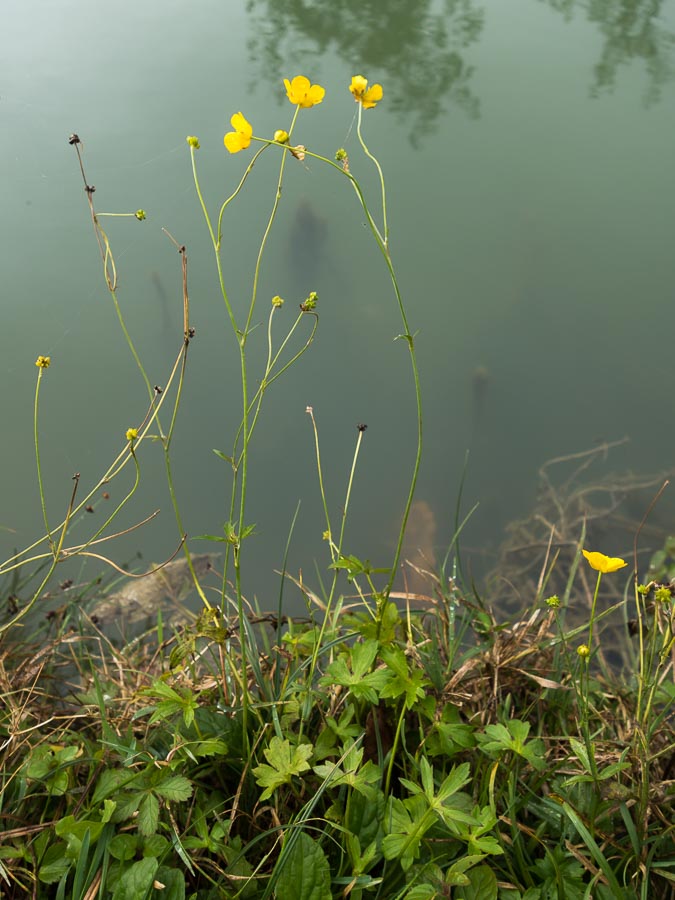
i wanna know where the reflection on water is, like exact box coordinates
[247,0,675,145]
[541,0,675,104]
[400,499,437,596]
[289,198,328,291]
[246,0,484,142]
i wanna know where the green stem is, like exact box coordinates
[356,105,389,246]
[33,368,54,556]
[297,146,423,602]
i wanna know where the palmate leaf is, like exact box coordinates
[379,647,430,709]
[313,746,381,796]
[253,737,313,801]
[382,795,431,870]
[477,719,545,771]
[319,640,390,704]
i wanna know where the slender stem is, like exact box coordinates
[587,571,602,649]
[33,368,54,556]
[307,407,332,557]
[296,146,423,601]
[337,428,365,556]
[356,105,389,246]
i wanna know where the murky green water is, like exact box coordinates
[3,0,675,613]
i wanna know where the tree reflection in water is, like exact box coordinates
[245,0,675,136]
[541,0,675,105]
[245,0,484,144]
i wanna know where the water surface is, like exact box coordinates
[3,0,675,614]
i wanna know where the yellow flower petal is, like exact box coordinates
[362,84,383,109]
[230,112,252,138]
[224,132,244,153]
[349,75,383,109]
[349,75,368,99]
[284,75,325,108]
[224,112,252,154]
[582,549,628,573]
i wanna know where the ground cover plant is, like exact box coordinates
[0,73,674,899]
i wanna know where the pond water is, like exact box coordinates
[3,0,675,617]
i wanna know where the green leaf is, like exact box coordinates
[143,681,183,702]
[37,843,71,884]
[454,864,498,899]
[355,600,400,643]
[313,751,381,796]
[54,816,104,859]
[320,642,390,705]
[109,834,138,862]
[381,796,430,871]
[212,449,235,466]
[93,768,139,803]
[405,887,437,899]
[192,738,228,757]
[153,775,192,802]
[477,720,545,771]
[379,647,430,709]
[252,737,313,801]
[346,786,385,848]
[154,866,186,900]
[102,798,116,822]
[331,554,387,578]
[143,834,170,857]
[137,793,160,836]
[111,856,158,900]
[275,832,331,900]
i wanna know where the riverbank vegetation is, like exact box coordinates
[1,75,673,899]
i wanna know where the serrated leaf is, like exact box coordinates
[137,793,159,836]
[153,775,192,802]
[92,768,139,803]
[193,739,228,757]
[253,737,313,801]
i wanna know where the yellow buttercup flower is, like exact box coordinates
[284,75,325,109]
[582,549,628,574]
[35,355,51,368]
[274,130,290,144]
[349,75,383,109]
[224,113,253,154]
